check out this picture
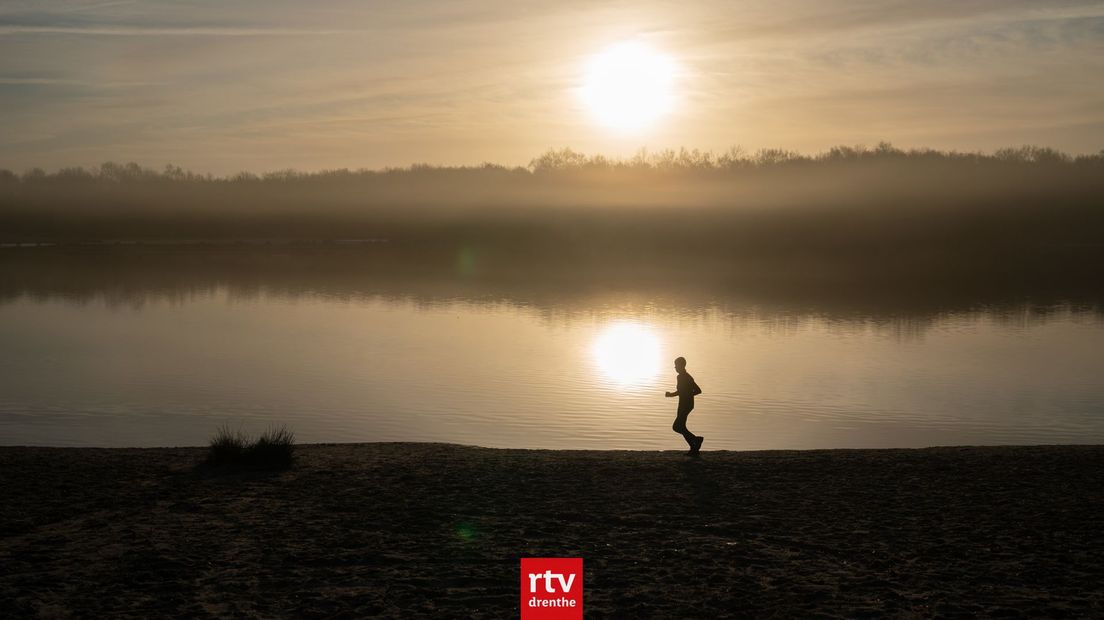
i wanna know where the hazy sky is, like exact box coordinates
[2,0,1103,173]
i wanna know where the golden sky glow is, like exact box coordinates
[1,1,1103,173]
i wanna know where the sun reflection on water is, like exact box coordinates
[591,321,663,387]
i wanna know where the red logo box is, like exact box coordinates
[520,557,583,619]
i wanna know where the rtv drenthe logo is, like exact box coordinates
[520,557,582,619]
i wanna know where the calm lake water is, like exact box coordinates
[2,281,1103,449]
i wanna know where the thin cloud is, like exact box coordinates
[0,24,366,36]
[0,76,165,87]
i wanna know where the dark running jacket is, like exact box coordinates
[676,372,703,409]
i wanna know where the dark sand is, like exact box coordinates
[2,444,1103,618]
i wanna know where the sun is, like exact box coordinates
[591,321,663,387]
[580,41,677,132]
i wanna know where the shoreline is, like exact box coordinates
[3,440,1104,452]
[3,443,1103,616]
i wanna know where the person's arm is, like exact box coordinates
[692,380,702,396]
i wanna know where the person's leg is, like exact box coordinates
[672,408,696,448]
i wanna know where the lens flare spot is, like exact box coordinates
[455,522,477,541]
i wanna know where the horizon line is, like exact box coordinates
[4,143,1103,178]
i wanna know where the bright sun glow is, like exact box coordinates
[581,41,677,132]
[592,321,663,386]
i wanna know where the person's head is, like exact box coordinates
[674,356,687,372]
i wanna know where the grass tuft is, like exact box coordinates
[207,425,248,466]
[206,424,295,470]
[250,425,296,469]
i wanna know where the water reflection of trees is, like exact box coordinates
[1,246,1099,333]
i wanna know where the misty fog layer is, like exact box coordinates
[2,145,1102,311]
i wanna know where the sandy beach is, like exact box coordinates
[2,443,1102,618]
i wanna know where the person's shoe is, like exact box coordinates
[692,436,704,453]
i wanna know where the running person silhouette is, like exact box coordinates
[665,356,704,455]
